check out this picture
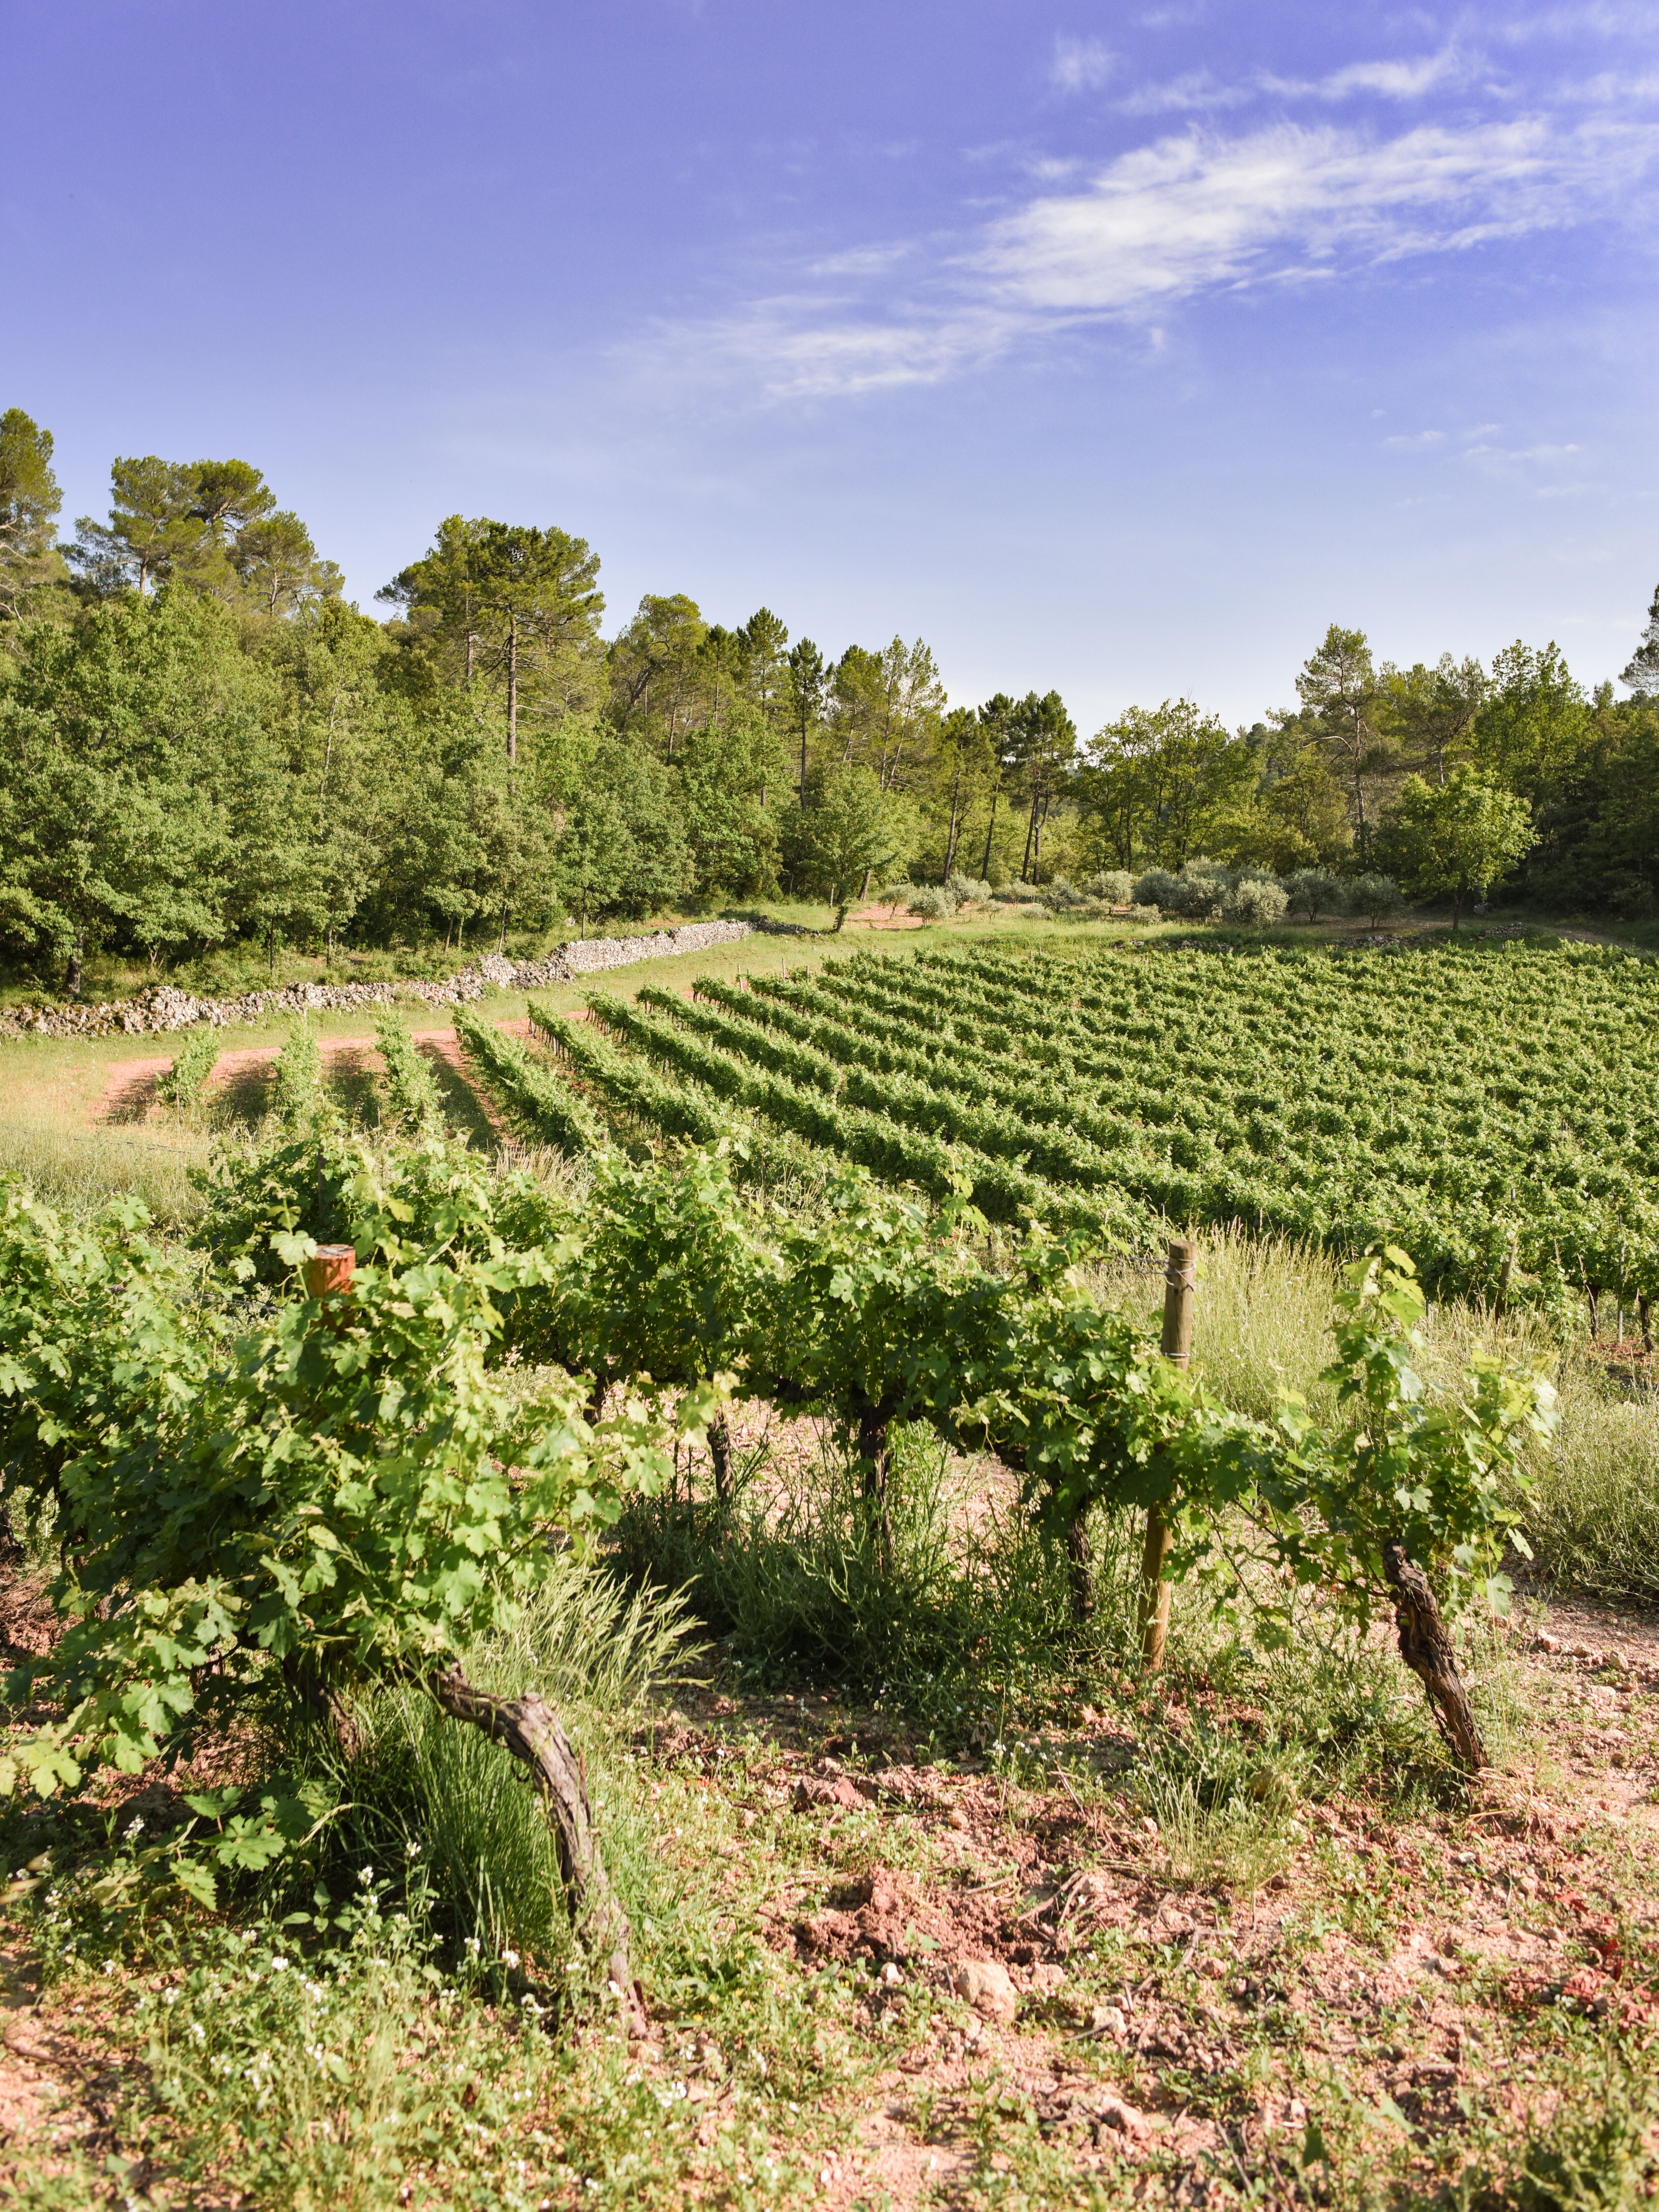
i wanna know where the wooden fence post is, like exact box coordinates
[1139,1237,1195,1672]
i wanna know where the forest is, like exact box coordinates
[3,403,1659,996]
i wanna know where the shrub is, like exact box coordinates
[1345,872,1407,926]
[1165,872,1227,920]
[907,887,954,921]
[1084,870,1134,906]
[1284,868,1344,920]
[946,873,993,907]
[1225,878,1290,927]
[1133,867,1181,911]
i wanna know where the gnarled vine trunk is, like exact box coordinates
[1381,1541,1485,1772]
[431,1665,642,2029]
[855,1400,895,1572]
[709,1410,733,1508]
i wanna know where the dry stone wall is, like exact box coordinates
[1,919,784,1041]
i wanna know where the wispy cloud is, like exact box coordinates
[640,108,1659,402]
[1050,35,1113,94]
[1267,46,1469,102]
[1118,71,1252,116]
[981,117,1652,313]
[1129,42,1469,115]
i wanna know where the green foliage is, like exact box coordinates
[454,1006,607,1155]
[681,939,1659,1315]
[796,762,901,919]
[372,1013,446,1135]
[0,1154,696,1864]
[156,1022,221,1109]
[1261,1248,1556,1626]
[1383,764,1536,924]
[268,1020,327,1129]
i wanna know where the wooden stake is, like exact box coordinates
[1140,1238,1195,1672]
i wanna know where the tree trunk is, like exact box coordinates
[799,724,809,807]
[942,769,963,882]
[709,1411,733,1509]
[1021,788,1040,882]
[268,925,277,981]
[979,789,999,881]
[1353,747,1369,868]
[1065,1508,1094,1623]
[506,612,518,764]
[430,1664,642,2026]
[856,1403,894,1571]
[1033,792,1052,877]
[1381,1542,1484,1772]
[66,929,85,999]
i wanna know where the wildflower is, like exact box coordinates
[270,1956,288,1973]
[406,1840,420,1858]
[358,1865,375,1886]
[123,1816,145,1842]
[502,1949,520,1970]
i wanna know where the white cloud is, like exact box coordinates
[977,117,1657,316]
[1118,71,1253,116]
[640,108,1659,402]
[1050,35,1113,95]
[1267,46,1469,103]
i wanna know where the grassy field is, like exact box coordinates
[1,911,1656,2209]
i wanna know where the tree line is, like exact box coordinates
[2,403,1656,991]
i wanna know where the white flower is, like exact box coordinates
[358,1866,375,1886]
[270,1956,288,1973]
[502,1949,520,1970]
[406,1840,420,1858]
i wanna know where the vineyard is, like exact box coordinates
[0,944,1655,2206]
[457,937,1659,1327]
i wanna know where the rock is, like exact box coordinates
[1535,1631,1562,1653]
[1088,2003,1127,2036]
[1031,1963,1066,1993]
[955,1958,1019,2024]
[1096,2093,1150,2143]
[947,1808,970,1832]
[792,1776,864,1811]
[0,922,759,1042]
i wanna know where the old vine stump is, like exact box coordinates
[1381,1541,1486,1772]
[432,1666,642,2029]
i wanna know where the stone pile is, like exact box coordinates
[1,919,778,1041]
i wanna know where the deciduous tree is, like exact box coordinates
[1382,766,1535,928]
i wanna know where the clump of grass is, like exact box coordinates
[275,1552,697,1968]
[0,1114,211,1222]
[1523,1379,1659,1604]
[612,1418,1079,1703]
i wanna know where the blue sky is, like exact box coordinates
[6,0,1659,727]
